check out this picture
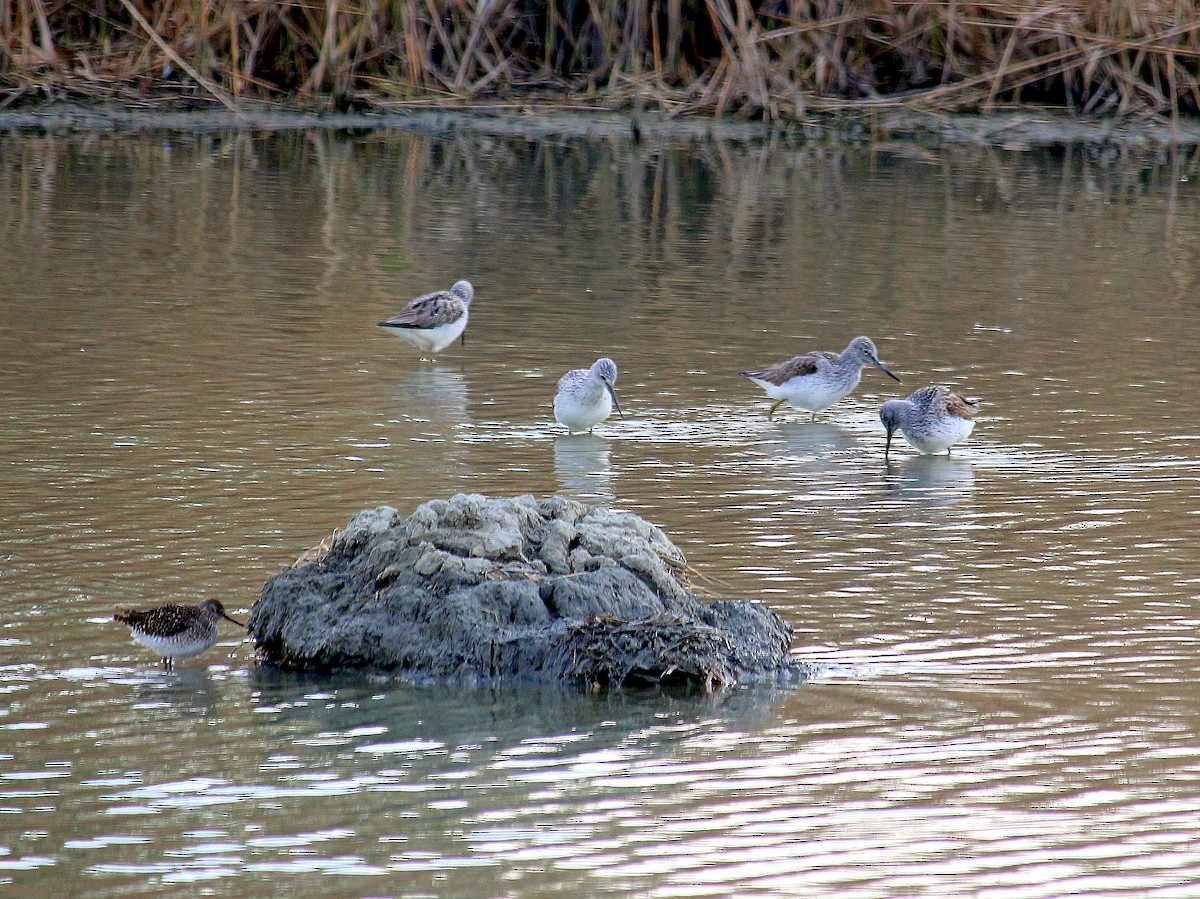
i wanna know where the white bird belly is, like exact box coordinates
[131,630,214,660]
[383,314,468,353]
[906,417,975,454]
[752,371,860,412]
[554,391,613,434]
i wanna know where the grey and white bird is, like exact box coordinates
[880,385,979,457]
[740,335,901,419]
[553,358,624,434]
[377,279,474,356]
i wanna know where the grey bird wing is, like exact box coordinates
[379,290,465,330]
[912,385,978,420]
[905,385,943,406]
[739,351,832,386]
[556,368,587,391]
[113,605,195,636]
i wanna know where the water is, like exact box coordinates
[2,126,1200,896]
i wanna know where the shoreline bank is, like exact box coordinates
[4,100,1200,150]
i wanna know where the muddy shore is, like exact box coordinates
[3,100,1199,149]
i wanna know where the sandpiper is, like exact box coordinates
[739,335,901,419]
[377,279,474,357]
[114,599,245,670]
[880,385,979,457]
[554,358,624,434]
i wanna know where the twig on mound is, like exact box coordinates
[295,529,340,566]
[684,562,736,592]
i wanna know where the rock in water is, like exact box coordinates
[250,494,804,690]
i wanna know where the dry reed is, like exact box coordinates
[3,2,1200,120]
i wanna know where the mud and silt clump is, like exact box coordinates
[250,494,804,690]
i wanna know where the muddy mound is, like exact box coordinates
[250,494,804,690]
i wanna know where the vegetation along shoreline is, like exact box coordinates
[4,3,1200,146]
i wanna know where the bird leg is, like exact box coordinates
[767,399,785,418]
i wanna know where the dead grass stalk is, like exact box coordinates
[3,2,1200,120]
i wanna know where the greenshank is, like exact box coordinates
[880,385,978,457]
[377,280,474,356]
[554,358,624,434]
[114,599,245,670]
[740,335,901,418]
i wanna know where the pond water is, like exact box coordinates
[2,124,1200,897]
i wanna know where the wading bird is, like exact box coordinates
[740,335,901,419]
[114,599,245,670]
[880,385,979,457]
[377,279,475,358]
[554,358,624,434]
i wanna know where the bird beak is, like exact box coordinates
[603,381,624,419]
[884,423,896,459]
[223,611,246,628]
[874,358,902,383]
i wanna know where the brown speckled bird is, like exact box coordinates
[114,599,244,670]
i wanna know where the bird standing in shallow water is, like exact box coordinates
[739,335,901,419]
[880,385,979,458]
[377,279,474,358]
[114,599,245,670]
[554,358,624,434]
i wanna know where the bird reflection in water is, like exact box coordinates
[883,453,976,507]
[554,433,614,501]
[760,421,877,510]
[773,421,861,461]
[126,666,221,719]
[391,365,470,425]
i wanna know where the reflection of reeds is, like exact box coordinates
[3,3,1200,119]
[2,128,1197,387]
